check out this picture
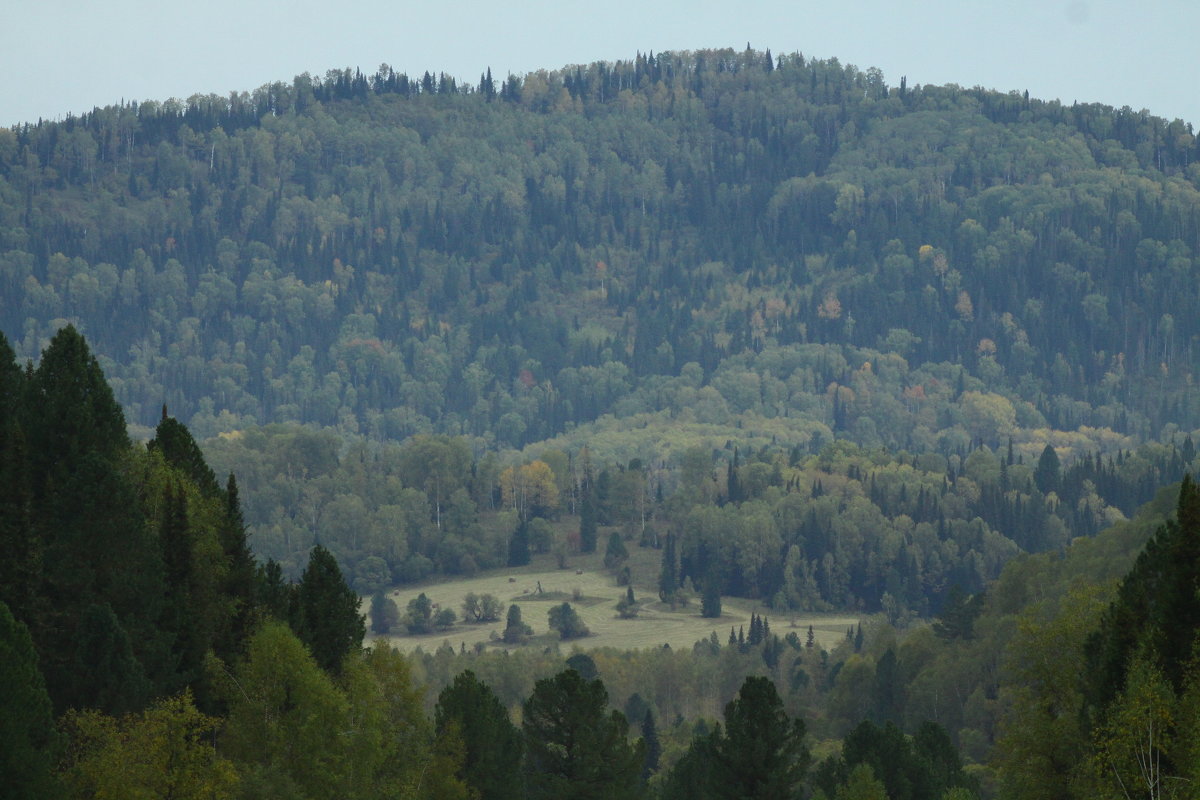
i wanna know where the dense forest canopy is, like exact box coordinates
[1,46,1198,461]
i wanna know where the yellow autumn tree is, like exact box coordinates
[500,460,560,521]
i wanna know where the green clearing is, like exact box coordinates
[366,547,859,654]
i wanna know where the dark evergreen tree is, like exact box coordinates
[933,586,985,640]
[293,543,364,673]
[0,601,60,799]
[68,603,151,715]
[0,400,38,629]
[1034,444,1061,495]
[508,519,531,566]
[579,467,598,553]
[869,648,901,725]
[548,602,588,640]
[641,709,661,781]
[604,530,628,569]
[148,411,220,498]
[701,576,722,619]
[435,669,525,800]
[216,473,257,660]
[658,727,719,800]
[256,558,293,621]
[566,652,599,680]
[369,592,399,634]
[157,481,204,691]
[709,676,809,799]
[1085,475,1200,714]
[658,532,678,601]
[522,669,643,800]
[817,719,973,800]
[503,603,532,643]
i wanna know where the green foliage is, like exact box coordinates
[817,719,972,800]
[503,603,532,644]
[508,519,531,567]
[434,607,457,630]
[435,669,525,800]
[149,412,221,498]
[61,691,238,800]
[994,586,1105,800]
[462,591,504,623]
[406,593,434,635]
[548,602,589,640]
[836,763,888,800]
[1085,476,1200,715]
[293,543,365,673]
[701,576,722,619]
[0,601,60,799]
[713,676,810,799]
[215,620,352,796]
[69,602,152,715]
[370,592,400,634]
[662,675,808,799]
[932,587,985,641]
[604,530,629,570]
[522,669,643,799]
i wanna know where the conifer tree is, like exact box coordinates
[158,481,204,691]
[217,473,257,660]
[508,519,531,566]
[579,459,598,553]
[69,603,151,715]
[1085,475,1200,713]
[711,676,809,799]
[702,575,723,618]
[604,530,628,569]
[503,603,532,643]
[641,708,661,781]
[148,410,220,498]
[522,669,643,800]
[1034,444,1061,495]
[435,670,524,800]
[0,601,60,799]
[658,532,678,602]
[294,543,364,674]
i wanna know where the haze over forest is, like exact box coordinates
[4,46,1200,799]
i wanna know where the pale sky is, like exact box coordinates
[2,0,1197,129]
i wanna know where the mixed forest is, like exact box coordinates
[5,44,1200,798]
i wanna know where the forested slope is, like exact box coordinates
[2,46,1199,456]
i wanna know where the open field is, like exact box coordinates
[365,549,860,654]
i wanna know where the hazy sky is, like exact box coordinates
[3,0,1197,128]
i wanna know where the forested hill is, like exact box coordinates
[2,46,1200,457]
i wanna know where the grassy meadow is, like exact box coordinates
[366,543,859,654]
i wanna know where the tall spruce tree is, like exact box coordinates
[294,543,364,674]
[435,669,525,800]
[701,573,722,618]
[579,468,598,553]
[148,410,221,498]
[0,341,38,627]
[216,473,258,660]
[1085,475,1200,715]
[641,709,661,781]
[0,601,60,799]
[658,532,678,602]
[522,669,643,800]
